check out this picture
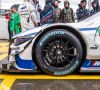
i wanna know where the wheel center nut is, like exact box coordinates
[56,49,62,55]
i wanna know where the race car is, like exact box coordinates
[1,11,100,76]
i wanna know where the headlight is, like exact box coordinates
[13,37,32,46]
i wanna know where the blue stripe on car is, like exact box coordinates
[26,27,96,36]
[15,54,36,69]
[79,27,96,31]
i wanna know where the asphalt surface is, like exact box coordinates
[11,80,100,90]
[0,40,100,90]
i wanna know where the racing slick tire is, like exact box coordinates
[35,29,83,76]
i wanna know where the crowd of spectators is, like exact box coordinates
[5,0,100,40]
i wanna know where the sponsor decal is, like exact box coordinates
[94,25,100,42]
[21,6,27,9]
[82,60,100,68]
[97,26,100,35]
[92,61,100,67]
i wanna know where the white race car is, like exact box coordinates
[1,11,100,76]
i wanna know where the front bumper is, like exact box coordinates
[10,39,32,56]
[2,39,36,72]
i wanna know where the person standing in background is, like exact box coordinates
[76,0,89,21]
[94,0,99,5]
[31,0,42,26]
[5,11,12,40]
[61,0,75,23]
[52,0,61,23]
[9,5,22,38]
[18,1,39,32]
[40,0,54,25]
[90,1,100,14]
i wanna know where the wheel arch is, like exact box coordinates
[32,24,87,67]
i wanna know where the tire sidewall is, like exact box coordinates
[36,29,83,75]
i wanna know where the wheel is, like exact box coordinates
[35,29,83,76]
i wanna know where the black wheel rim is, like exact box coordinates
[42,36,78,69]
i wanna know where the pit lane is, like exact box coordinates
[0,40,100,90]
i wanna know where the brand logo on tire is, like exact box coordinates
[54,60,79,75]
[39,31,65,46]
